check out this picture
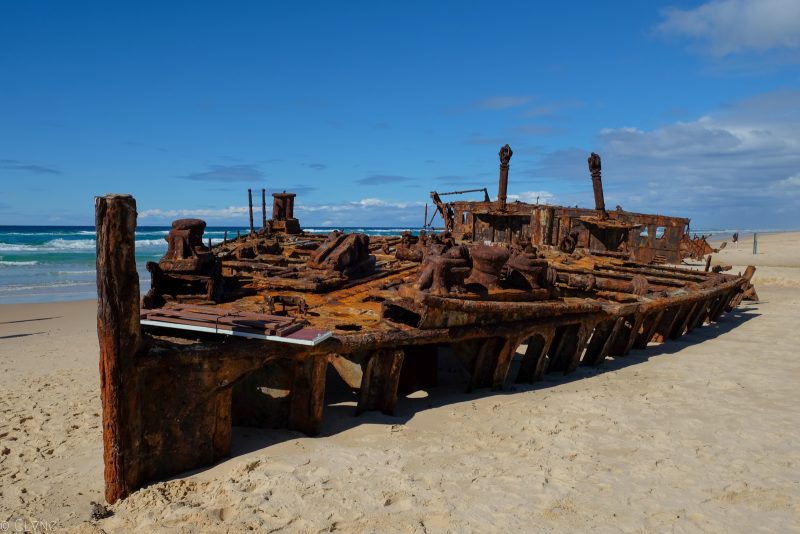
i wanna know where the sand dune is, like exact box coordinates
[1,233,799,532]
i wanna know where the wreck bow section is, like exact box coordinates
[96,146,754,503]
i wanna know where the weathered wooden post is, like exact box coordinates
[95,194,141,504]
[223,230,228,244]
[753,232,758,255]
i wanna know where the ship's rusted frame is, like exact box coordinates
[97,185,752,503]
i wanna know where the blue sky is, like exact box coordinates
[1,0,798,230]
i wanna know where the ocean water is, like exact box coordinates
[0,225,415,304]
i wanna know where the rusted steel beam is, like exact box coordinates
[96,194,142,504]
[492,335,527,390]
[453,338,498,392]
[288,355,327,435]
[622,313,647,354]
[609,314,636,356]
[582,319,614,366]
[515,326,557,383]
[634,309,665,349]
[357,349,405,415]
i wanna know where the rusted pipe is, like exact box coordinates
[248,189,254,235]
[261,189,267,229]
[497,144,513,210]
[588,152,606,218]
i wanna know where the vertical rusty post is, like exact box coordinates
[248,189,254,235]
[752,233,758,255]
[588,152,606,218]
[497,144,512,210]
[423,203,428,229]
[95,194,142,504]
[207,237,212,248]
[223,230,227,244]
[261,188,267,229]
[704,255,712,272]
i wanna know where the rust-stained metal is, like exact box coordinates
[269,191,301,234]
[96,145,757,503]
[497,144,512,210]
[142,218,219,308]
[430,146,719,265]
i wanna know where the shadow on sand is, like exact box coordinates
[163,305,760,483]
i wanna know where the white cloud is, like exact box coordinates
[658,0,800,55]
[534,90,800,229]
[140,198,428,226]
[507,191,555,204]
[139,206,250,219]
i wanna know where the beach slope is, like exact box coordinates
[1,232,798,532]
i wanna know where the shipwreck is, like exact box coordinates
[96,146,756,502]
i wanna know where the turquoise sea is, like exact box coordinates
[0,226,416,304]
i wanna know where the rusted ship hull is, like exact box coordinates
[95,146,755,503]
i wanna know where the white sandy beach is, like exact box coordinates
[1,231,799,532]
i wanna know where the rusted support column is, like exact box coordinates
[704,255,712,272]
[634,309,665,349]
[609,315,636,355]
[357,349,405,415]
[497,144,512,210]
[492,336,525,390]
[623,313,647,354]
[653,307,680,343]
[288,355,327,436]
[516,327,556,383]
[548,323,588,373]
[582,319,616,366]
[248,188,254,235]
[685,298,709,333]
[223,230,228,244]
[261,188,267,230]
[95,194,142,504]
[587,152,606,217]
[712,288,741,321]
[468,338,500,391]
[669,303,695,339]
